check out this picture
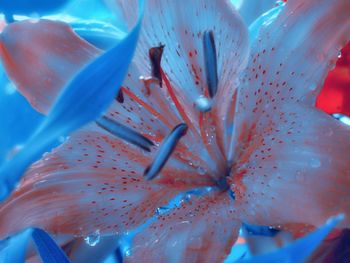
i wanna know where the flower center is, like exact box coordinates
[98,31,234,197]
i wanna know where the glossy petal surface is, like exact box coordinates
[0,124,214,238]
[127,192,240,263]
[0,19,100,114]
[231,0,350,230]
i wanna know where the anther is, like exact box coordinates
[116,89,124,103]
[242,223,280,237]
[96,116,154,152]
[149,44,165,87]
[144,123,188,180]
[203,30,218,98]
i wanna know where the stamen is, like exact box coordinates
[149,44,165,87]
[96,116,154,152]
[116,89,124,103]
[144,123,188,180]
[203,30,218,98]
[243,223,280,237]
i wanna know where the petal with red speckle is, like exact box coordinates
[126,192,240,263]
[0,19,100,114]
[0,124,214,238]
[230,0,350,230]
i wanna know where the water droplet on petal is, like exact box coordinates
[310,158,321,168]
[194,95,212,112]
[5,82,16,95]
[309,83,317,91]
[84,229,100,246]
[197,167,206,175]
[155,206,169,215]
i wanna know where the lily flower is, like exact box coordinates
[0,0,350,262]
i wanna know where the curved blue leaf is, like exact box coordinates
[0,0,69,16]
[238,215,344,263]
[0,0,145,202]
[249,2,285,42]
[32,228,70,263]
[0,229,32,262]
[0,64,43,166]
[0,228,70,263]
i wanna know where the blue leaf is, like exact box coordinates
[71,21,126,50]
[0,229,32,263]
[0,0,70,16]
[0,228,70,263]
[32,228,70,263]
[0,64,43,166]
[238,214,344,263]
[0,0,145,201]
[248,2,285,42]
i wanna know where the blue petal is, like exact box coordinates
[32,228,70,263]
[0,229,32,262]
[0,0,70,16]
[236,0,277,26]
[238,215,344,263]
[0,64,43,166]
[0,0,145,201]
[71,21,126,50]
[62,0,128,49]
[248,2,285,42]
[0,228,70,263]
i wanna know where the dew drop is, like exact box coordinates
[5,82,16,95]
[339,115,350,126]
[194,95,212,112]
[309,83,317,91]
[155,206,169,215]
[84,229,100,246]
[197,166,206,175]
[338,51,342,58]
[310,158,321,168]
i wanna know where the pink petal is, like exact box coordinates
[230,0,350,230]
[114,0,249,166]
[126,192,240,263]
[0,124,214,239]
[0,19,100,114]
